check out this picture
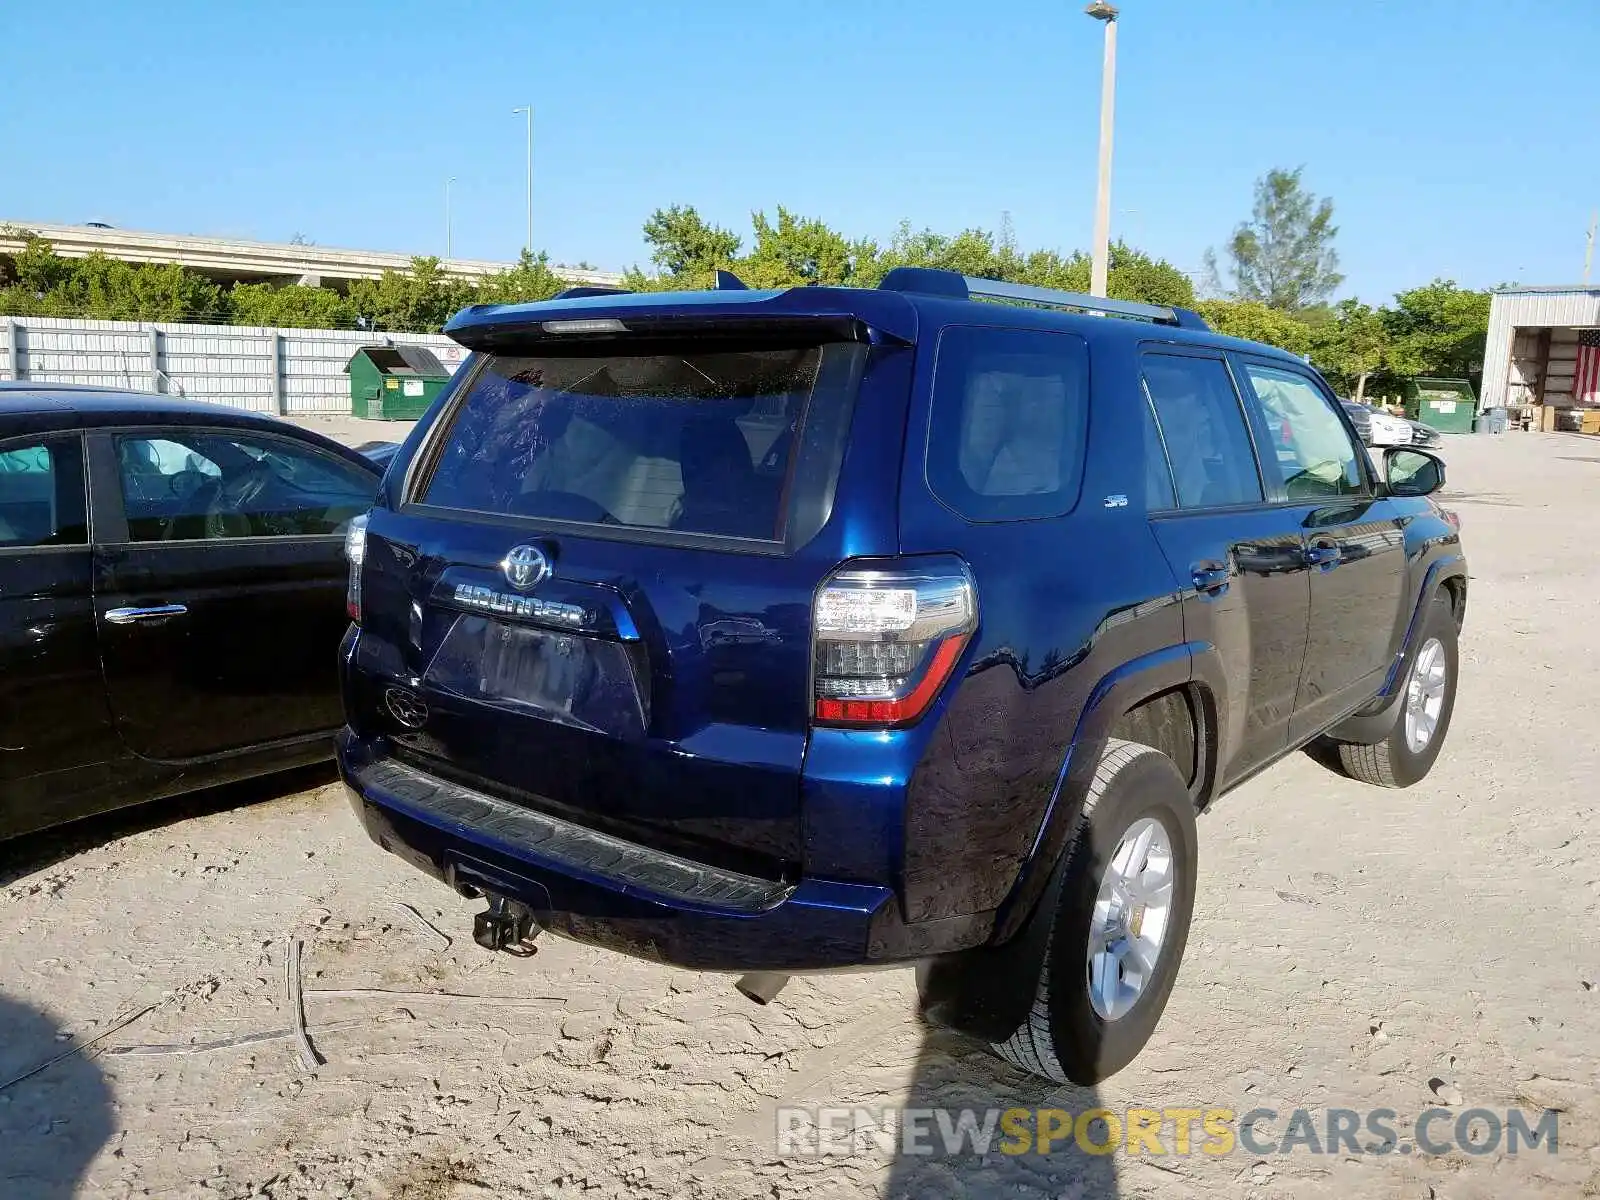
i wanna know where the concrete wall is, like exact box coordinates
[0,314,468,415]
[0,221,622,290]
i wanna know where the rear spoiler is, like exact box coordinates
[443,266,1208,352]
[444,283,920,352]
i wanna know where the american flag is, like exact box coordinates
[1576,329,1600,404]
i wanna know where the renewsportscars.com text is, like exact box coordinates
[776,1105,1559,1159]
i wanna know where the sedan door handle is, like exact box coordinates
[1191,565,1231,594]
[105,604,188,625]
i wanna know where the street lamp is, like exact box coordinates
[512,106,533,255]
[1085,2,1118,298]
[445,177,456,259]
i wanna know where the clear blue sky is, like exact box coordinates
[3,0,1596,303]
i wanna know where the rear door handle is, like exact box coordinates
[1303,544,1342,569]
[104,604,188,625]
[1191,565,1231,594]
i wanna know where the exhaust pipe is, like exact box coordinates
[735,971,790,1005]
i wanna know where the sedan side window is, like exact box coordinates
[1141,354,1264,509]
[1241,364,1367,500]
[0,437,88,548]
[116,431,374,542]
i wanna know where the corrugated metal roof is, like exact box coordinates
[1492,285,1600,295]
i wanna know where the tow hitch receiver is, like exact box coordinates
[472,895,539,955]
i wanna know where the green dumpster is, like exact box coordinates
[345,344,452,420]
[1402,378,1478,435]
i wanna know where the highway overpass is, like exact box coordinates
[0,220,622,290]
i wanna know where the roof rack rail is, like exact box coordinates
[553,285,634,300]
[877,266,1209,331]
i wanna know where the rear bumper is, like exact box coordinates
[337,729,991,971]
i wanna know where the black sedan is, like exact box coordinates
[1406,419,1443,448]
[1339,400,1373,445]
[354,439,403,470]
[0,386,381,839]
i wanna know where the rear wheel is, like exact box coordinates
[1336,594,1458,789]
[991,738,1198,1085]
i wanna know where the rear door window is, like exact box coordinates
[0,436,87,548]
[1141,353,1264,509]
[417,342,865,542]
[925,326,1089,522]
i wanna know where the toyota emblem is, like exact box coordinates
[384,687,430,730]
[501,544,551,592]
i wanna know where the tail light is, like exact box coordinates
[812,558,977,728]
[344,512,369,622]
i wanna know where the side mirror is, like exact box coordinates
[1384,447,1446,497]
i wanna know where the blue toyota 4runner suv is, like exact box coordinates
[336,268,1466,1084]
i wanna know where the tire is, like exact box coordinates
[991,738,1198,1085]
[1336,594,1458,789]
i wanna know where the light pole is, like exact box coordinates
[1086,2,1118,298]
[1585,208,1597,285]
[445,177,456,259]
[512,106,533,255]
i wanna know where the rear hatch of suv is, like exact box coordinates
[343,297,914,883]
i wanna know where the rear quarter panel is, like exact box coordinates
[892,323,1189,925]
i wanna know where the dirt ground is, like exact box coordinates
[4,431,1600,1200]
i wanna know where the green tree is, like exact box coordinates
[630,208,1199,309]
[1310,299,1390,401]
[2,231,226,321]
[0,229,569,333]
[1381,279,1491,381]
[1212,167,1343,311]
[1102,243,1196,307]
[871,222,1010,281]
[640,205,742,277]
[50,252,224,321]
[228,282,356,329]
[347,257,476,333]
[1194,299,1313,356]
[2,227,74,296]
[739,207,875,287]
[475,249,569,305]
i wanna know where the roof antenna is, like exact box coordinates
[713,269,749,291]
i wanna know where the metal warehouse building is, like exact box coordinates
[1481,285,1600,432]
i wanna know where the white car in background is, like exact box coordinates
[1340,399,1413,448]
[1367,409,1414,447]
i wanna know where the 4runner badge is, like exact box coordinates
[501,544,551,592]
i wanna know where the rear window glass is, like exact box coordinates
[926,325,1089,522]
[420,343,860,540]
